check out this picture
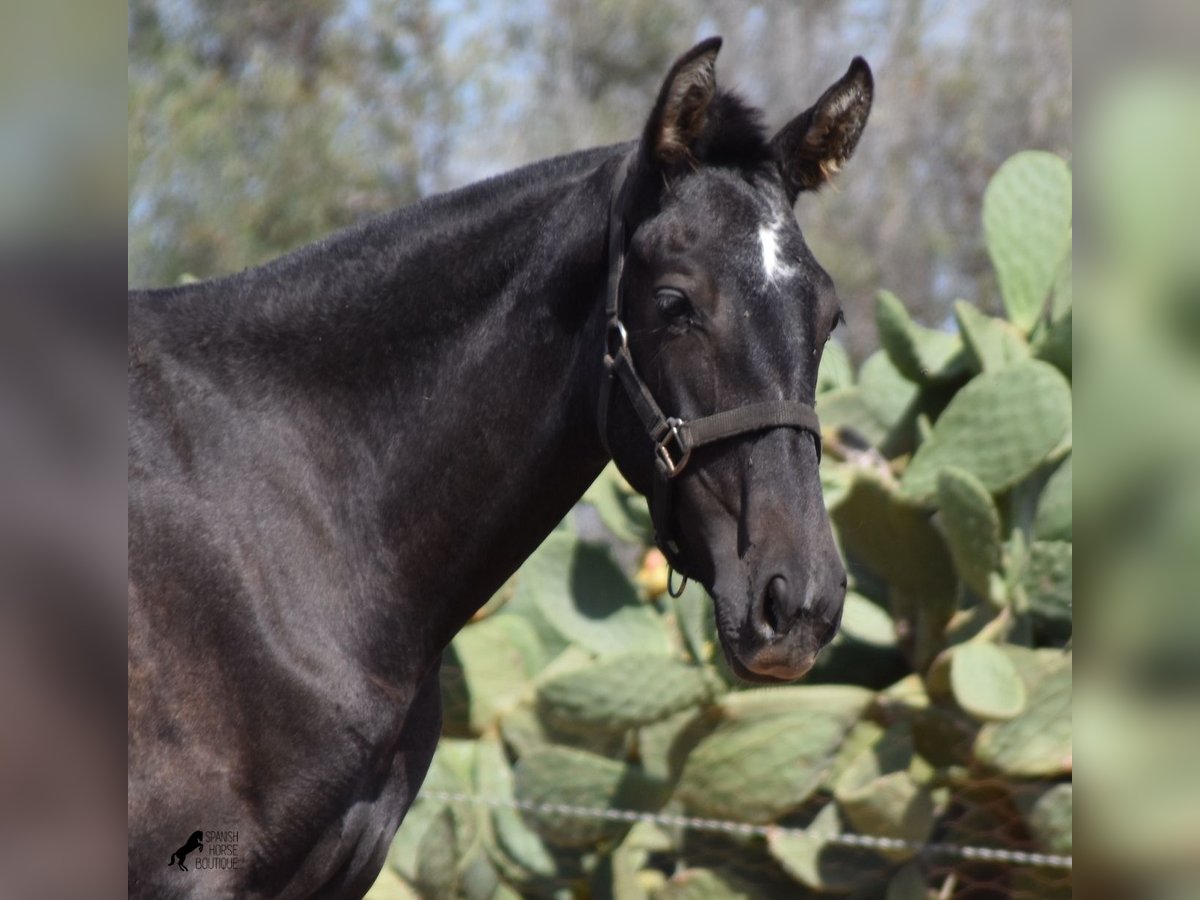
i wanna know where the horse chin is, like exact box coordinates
[714,626,819,684]
[727,649,818,684]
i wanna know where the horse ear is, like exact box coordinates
[642,37,722,168]
[771,57,873,202]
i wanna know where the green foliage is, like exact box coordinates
[536,654,721,732]
[901,360,1072,502]
[983,151,1073,332]
[378,150,1072,899]
[950,642,1027,720]
[876,290,968,384]
[937,467,1004,598]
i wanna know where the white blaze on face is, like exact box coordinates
[758,215,795,286]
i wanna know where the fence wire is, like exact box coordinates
[419,789,1072,870]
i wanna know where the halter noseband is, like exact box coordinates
[597,154,823,580]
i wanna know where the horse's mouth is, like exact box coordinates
[723,646,818,684]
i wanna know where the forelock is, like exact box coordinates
[689,90,774,171]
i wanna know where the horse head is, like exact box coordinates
[605,38,872,683]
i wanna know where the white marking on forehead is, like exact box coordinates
[758,214,795,285]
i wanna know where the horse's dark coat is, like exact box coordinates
[128,39,872,898]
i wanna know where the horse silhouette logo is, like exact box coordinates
[169,830,203,871]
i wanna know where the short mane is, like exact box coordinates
[692,89,773,169]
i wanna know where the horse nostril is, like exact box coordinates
[760,575,789,636]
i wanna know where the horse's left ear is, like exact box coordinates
[641,37,723,168]
[771,57,873,202]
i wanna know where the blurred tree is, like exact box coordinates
[129,0,1071,364]
[128,0,471,286]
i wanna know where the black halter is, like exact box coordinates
[597,154,823,585]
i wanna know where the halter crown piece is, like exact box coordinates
[596,153,823,583]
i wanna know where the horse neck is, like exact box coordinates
[176,145,626,670]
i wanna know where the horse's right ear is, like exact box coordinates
[641,37,722,169]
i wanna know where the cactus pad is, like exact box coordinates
[901,360,1072,501]
[983,151,1072,332]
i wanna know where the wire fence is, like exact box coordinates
[419,790,1072,870]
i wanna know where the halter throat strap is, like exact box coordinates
[596,153,823,575]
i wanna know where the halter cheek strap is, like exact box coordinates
[597,154,823,577]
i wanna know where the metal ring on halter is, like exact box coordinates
[667,567,689,598]
[655,417,691,478]
[603,320,628,369]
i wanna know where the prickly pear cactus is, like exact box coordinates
[937,467,1004,598]
[536,654,721,732]
[983,151,1072,332]
[901,360,1072,501]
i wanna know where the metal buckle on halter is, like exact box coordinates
[655,417,691,478]
[603,319,628,369]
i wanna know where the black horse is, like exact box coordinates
[128,38,872,898]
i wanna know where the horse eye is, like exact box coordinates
[655,287,693,322]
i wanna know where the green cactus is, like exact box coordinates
[886,863,930,900]
[1034,455,1073,541]
[715,683,875,722]
[518,532,668,657]
[363,868,420,900]
[1034,308,1073,378]
[583,463,653,545]
[833,470,957,598]
[954,300,1030,373]
[950,641,1027,721]
[901,360,1072,502]
[839,592,899,647]
[815,386,890,447]
[817,339,855,394]
[536,654,721,732]
[656,868,758,899]
[766,803,889,893]
[937,467,1004,598]
[441,612,543,736]
[1017,783,1073,854]
[677,710,854,822]
[983,151,1072,332]
[858,348,920,432]
[1021,541,1073,635]
[975,653,1071,776]
[513,747,669,847]
[833,724,937,859]
[876,289,969,384]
